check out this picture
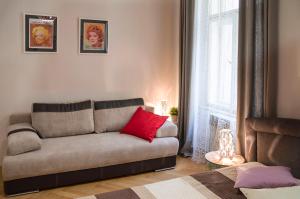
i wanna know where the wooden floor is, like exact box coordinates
[0,156,209,199]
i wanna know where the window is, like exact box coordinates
[184,0,239,161]
[206,0,239,117]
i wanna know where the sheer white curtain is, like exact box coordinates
[188,0,239,163]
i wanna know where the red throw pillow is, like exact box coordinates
[121,107,168,142]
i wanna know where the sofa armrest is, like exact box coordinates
[7,123,41,156]
[8,122,38,136]
[145,105,155,113]
[156,120,178,138]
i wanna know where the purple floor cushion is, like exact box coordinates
[234,166,299,189]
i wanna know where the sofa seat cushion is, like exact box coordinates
[2,133,179,181]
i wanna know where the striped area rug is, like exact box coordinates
[76,163,265,199]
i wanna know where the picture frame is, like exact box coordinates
[24,14,57,53]
[79,19,108,54]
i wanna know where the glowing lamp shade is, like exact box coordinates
[218,129,235,160]
[160,100,168,116]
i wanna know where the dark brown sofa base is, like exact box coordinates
[3,156,176,195]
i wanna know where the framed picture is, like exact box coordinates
[24,14,57,53]
[79,19,108,54]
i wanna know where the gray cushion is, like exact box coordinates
[2,132,179,181]
[94,98,144,133]
[7,131,41,156]
[31,100,94,138]
[7,123,41,156]
[156,121,178,138]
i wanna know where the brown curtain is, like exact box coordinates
[236,0,278,157]
[178,0,195,152]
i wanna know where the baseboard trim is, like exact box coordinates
[3,156,177,196]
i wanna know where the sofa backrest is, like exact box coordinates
[31,100,94,138]
[9,98,146,137]
[94,98,144,133]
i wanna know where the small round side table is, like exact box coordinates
[205,151,245,169]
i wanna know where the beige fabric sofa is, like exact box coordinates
[2,98,179,195]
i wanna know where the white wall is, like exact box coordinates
[277,0,300,118]
[0,0,180,163]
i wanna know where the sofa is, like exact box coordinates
[2,98,179,195]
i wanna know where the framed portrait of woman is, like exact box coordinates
[24,14,57,53]
[79,19,108,54]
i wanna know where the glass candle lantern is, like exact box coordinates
[218,129,235,160]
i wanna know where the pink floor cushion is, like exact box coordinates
[234,166,299,189]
